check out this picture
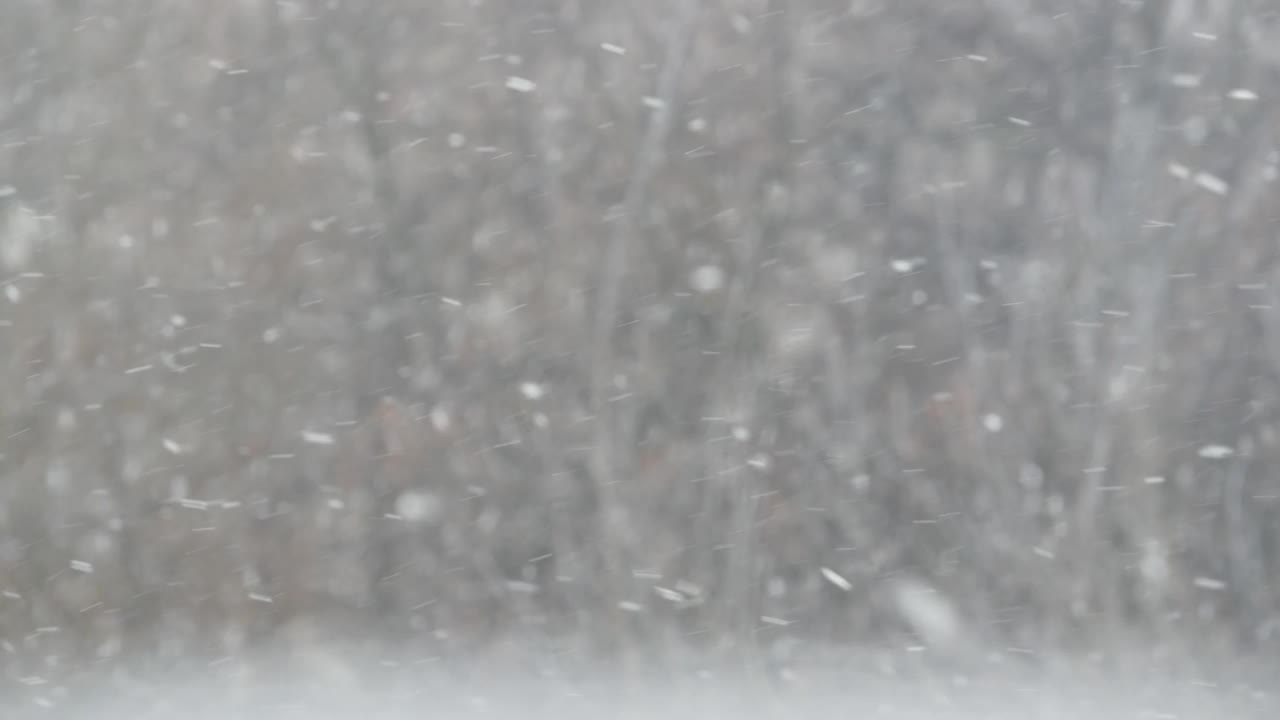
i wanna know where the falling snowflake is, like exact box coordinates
[690,264,726,293]
[1198,444,1235,459]
[505,76,536,93]
[820,567,853,592]
[300,430,335,445]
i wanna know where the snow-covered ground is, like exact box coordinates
[12,645,1276,720]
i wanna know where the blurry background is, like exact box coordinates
[2,0,1280,713]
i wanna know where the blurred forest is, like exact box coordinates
[3,0,1280,708]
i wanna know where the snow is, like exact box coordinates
[1198,444,1235,459]
[1193,172,1231,196]
[429,405,452,432]
[1194,577,1227,591]
[654,586,683,602]
[820,567,853,592]
[3,4,1279,715]
[89,645,1231,720]
[689,264,726,293]
[300,430,335,445]
[890,577,963,654]
[890,257,925,273]
[505,76,536,93]
[393,490,441,523]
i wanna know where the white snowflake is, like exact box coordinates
[505,76,536,93]
[300,430,335,445]
[519,381,546,400]
[820,567,852,592]
[1198,444,1235,459]
[690,264,726,293]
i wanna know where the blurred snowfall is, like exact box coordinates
[2,0,1280,716]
